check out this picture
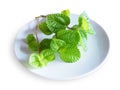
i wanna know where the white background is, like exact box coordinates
[0,0,120,90]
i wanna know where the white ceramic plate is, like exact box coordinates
[14,14,110,80]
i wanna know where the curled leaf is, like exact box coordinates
[78,12,95,34]
[29,53,42,68]
[78,30,88,51]
[29,49,55,68]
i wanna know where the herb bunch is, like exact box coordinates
[26,10,95,68]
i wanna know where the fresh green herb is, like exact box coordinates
[78,30,88,51]
[39,39,52,51]
[56,30,80,45]
[46,14,70,33]
[50,38,66,52]
[78,12,95,34]
[61,9,70,17]
[58,44,80,63]
[39,21,52,35]
[26,34,39,52]
[39,49,55,62]
[29,53,43,68]
[29,49,55,68]
[26,10,95,68]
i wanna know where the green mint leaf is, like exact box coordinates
[58,44,80,63]
[56,30,80,45]
[71,24,88,51]
[39,21,52,35]
[39,39,52,51]
[28,41,39,51]
[78,12,95,34]
[79,29,87,40]
[29,49,55,68]
[40,49,55,62]
[88,23,95,34]
[78,30,88,51]
[71,25,79,30]
[26,34,36,44]
[46,14,70,32]
[26,34,38,51]
[29,53,42,68]
[50,38,66,52]
[61,9,70,17]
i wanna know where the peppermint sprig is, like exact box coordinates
[26,10,95,68]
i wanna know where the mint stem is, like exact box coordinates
[34,15,47,53]
[34,17,40,53]
[35,15,46,19]
[67,26,72,30]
